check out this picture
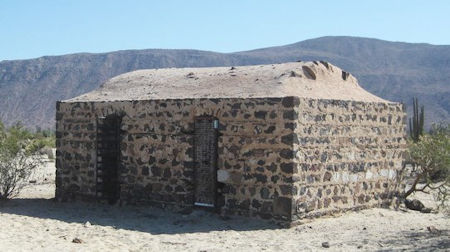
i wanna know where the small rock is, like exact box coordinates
[322,242,330,248]
[362,227,367,230]
[421,207,432,213]
[405,199,426,211]
[29,180,37,184]
[84,221,91,227]
[357,245,363,249]
[72,238,83,243]
[427,226,441,234]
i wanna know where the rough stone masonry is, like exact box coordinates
[55,61,407,225]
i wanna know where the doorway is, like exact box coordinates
[96,114,122,204]
[194,116,219,207]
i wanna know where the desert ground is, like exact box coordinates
[0,159,448,251]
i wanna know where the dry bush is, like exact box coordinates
[0,151,42,199]
[0,122,44,200]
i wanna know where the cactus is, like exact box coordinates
[409,97,424,142]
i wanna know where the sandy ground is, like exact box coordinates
[0,161,449,251]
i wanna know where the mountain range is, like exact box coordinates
[0,36,449,129]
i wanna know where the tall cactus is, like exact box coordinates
[409,97,424,142]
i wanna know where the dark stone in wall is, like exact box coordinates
[324,198,331,208]
[130,166,138,175]
[273,197,292,217]
[281,97,300,108]
[254,111,268,119]
[163,168,172,178]
[231,103,241,110]
[151,166,161,177]
[284,122,296,130]
[267,163,277,172]
[283,110,299,120]
[280,149,295,159]
[358,195,365,204]
[279,185,292,196]
[175,185,184,192]
[269,111,277,119]
[264,126,276,134]
[252,199,262,209]
[183,161,195,169]
[69,184,80,192]
[239,199,250,210]
[280,162,296,173]
[261,201,272,213]
[217,195,225,207]
[281,133,299,145]
[271,175,280,183]
[323,171,332,182]
[254,174,267,183]
[260,187,270,199]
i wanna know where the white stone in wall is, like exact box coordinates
[342,172,349,183]
[365,170,373,180]
[347,152,356,161]
[332,172,340,183]
[370,170,379,180]
[217,170,230,182]
[380,169,389,178]
[350,174,359,182]
[388,169,397,180]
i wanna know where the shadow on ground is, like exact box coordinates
[0,198,280,234]
[377,229,450,251]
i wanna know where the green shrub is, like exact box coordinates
[405,123,450,207]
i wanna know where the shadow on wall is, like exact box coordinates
[0,198,279,234]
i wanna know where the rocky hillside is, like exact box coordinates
[0,36,449,129]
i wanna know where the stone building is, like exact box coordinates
[56,61,406,225]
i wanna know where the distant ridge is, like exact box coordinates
[0,36,449,129]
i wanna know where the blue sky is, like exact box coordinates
[1,0,449,61]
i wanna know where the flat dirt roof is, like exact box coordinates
[66,61,389,103]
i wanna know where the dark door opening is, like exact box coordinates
[194,116,219,208]
[96,114,122,204]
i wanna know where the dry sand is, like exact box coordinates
[0,161,448,251]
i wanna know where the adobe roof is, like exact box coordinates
[66,61,389,103]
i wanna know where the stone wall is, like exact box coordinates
[292,98,406,222]
[56,97,298,221]
[55,96,406,224]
